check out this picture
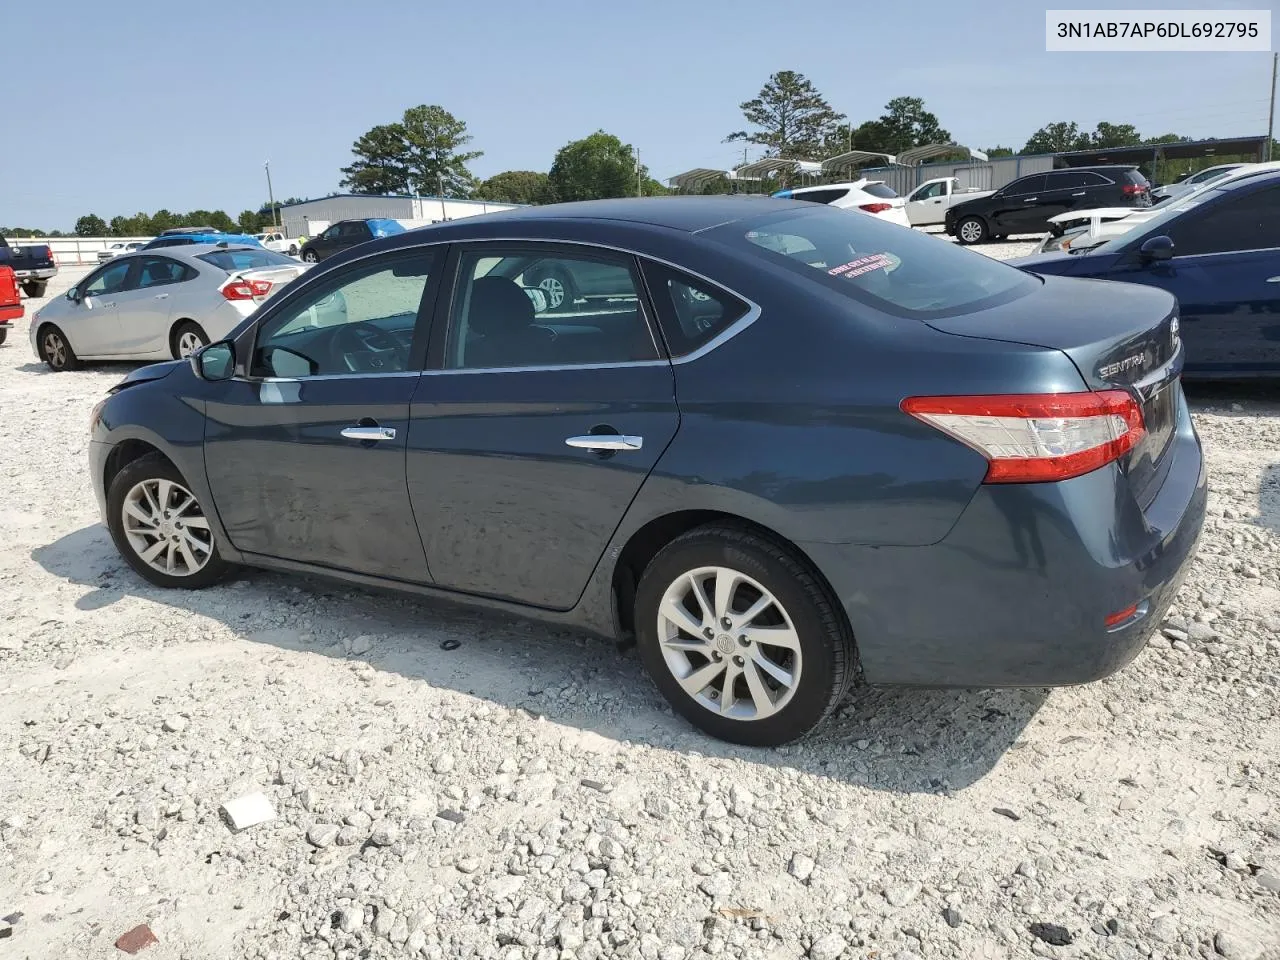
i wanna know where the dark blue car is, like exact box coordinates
[87,197,1206,745]
[1012,167,1280,378]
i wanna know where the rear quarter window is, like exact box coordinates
[862,182,898,199]
[197,248,297,271]
[641,262,751,357]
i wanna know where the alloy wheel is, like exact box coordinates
[43,331,67,368]
[121,478,214,577]
[959,219,983,243]
[177,331,205,357]
[537,276,566,309]
[655,565,802,721]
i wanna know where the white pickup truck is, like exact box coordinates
[903,177,995,227]
[254,232,300,256]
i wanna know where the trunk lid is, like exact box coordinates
[233,265,307,305]
[924,274,1182,505]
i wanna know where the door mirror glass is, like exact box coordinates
[66,287,79,302]
[1140,235,1175,262]
[192,341,235,381]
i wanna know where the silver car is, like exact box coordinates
[1151,163,1246,204]
[30,244,317,371]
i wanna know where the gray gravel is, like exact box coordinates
[1,265,1278,960]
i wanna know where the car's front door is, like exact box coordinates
[990,175,1048,235]
[1107,182,1280,374]
[313,224,343,259]
[203,248,442,581]
[406,243,680,609]
[113,255,186,355]
[67,258,133,355]
[904,180,947,226]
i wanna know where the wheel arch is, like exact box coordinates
[609,509,848,646]
[103,438,177,497]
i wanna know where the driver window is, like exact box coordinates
[915,182,944,200]
[83,260,132,297]
[252,251,437,378]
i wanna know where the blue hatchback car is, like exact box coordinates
[1013,167,1280,378]
[87,197,1207,744]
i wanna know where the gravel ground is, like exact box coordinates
[1,261,1279,960]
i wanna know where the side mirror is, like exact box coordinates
[191,341,235,381]
[1139,235,1174,262]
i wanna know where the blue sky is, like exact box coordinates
[3,0,1274,230]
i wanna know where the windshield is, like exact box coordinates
[714,206,1037,318]
[1088,187,1219,255]
[197,248,297,271]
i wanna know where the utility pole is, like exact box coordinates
[1267,51,1277,162]
[635,147,642,197]
[264,161,279,230]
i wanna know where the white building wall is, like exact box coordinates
[280,195,521,239]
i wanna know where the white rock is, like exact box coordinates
[161,716,188,733]
[809,932,847,960]
[220,792,276,831]
[884,883,922,907]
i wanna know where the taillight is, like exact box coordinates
[221,278,273,301]
[859,203,893,214]
[901,390,1146,483]
[1121,183,1145,195]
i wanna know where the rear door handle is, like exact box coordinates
[1072,191,1087,197]
[566,435,643,451]
[1023,197,1038,202]
[154,293,169,300]
[341,426,396,441]
[1267,276,1280,283]
[100,301,115,307]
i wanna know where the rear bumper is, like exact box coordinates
[0,311,18,325]
[804,387,1207,687]
[14,268,56,280]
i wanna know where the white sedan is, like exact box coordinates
[30,244,314,371]
[97,241,147,263]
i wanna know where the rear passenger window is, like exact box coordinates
[643,263,751,357]
[446,248,660,370]
[789,188,849,205]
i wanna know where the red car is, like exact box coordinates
[0,265,22,345]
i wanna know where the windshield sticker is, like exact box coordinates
[828,254,894,279]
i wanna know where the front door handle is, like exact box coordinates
[1072,191,1087,197]
[100,301,116,307]
[1266,276,1280,283]
[341,425,396,441]
[1022,197,1038,202]
[566,435,643,451]
[154,293,169,300]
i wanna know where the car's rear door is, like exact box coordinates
[340,221,374,253]
[202,247,442,581]
[405,242,679,609]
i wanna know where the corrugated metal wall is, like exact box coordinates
[857,155,1057,196]
[281,196,520,239]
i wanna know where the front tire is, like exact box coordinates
[170,320,209,359]
[38,325,79,371]
[303,249,319,263]
[956,216,988,245]
[106,453,232,589]
[634,525,856,746]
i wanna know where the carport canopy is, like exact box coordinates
[1054,135,1269,167]
[895,143,978,165]
[821,150,897,175]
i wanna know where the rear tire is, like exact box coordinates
[22,281,47,298]
[0,329,7,346]
[288,244,298,256]
[38,325,79,371]
[170,320,209,359]
[634,524,856,746]
[106,452,232,589]
[956,216,988,245]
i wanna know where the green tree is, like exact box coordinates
[238,210,263,233]
[1023,122,1091,154]
[340,123,413,194]
[984,145,1016,158]
[549,131,646,202]
[727,70,844,168]
[474,170,554,205]
[1090,122,1142,148]
[75,214,108,236]
[399,104,483,196]
[875,96,951,153]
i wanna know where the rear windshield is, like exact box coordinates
[197,248,297,271]
[1122,169,1150,186]
[713,206,1037,318]
[862,182,898,199]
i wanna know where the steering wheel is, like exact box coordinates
[332,321,403,372]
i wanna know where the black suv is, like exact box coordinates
[945,166,1150,244]
[301,218,405,263]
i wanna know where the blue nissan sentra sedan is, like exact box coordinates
[85,197,1206,745]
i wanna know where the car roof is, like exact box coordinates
[470,196,790,233]
[124,243,264,261]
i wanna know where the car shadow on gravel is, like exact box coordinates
[34,523,1046,794]
[1262,464,1280,534]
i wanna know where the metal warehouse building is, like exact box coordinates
[279,194,522,240]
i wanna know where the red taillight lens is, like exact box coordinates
[1121,183,1145,195]
[1104,602,1141,628]
[220,278,273,301]
[901,390,1146,483]
[859,203,892,214]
